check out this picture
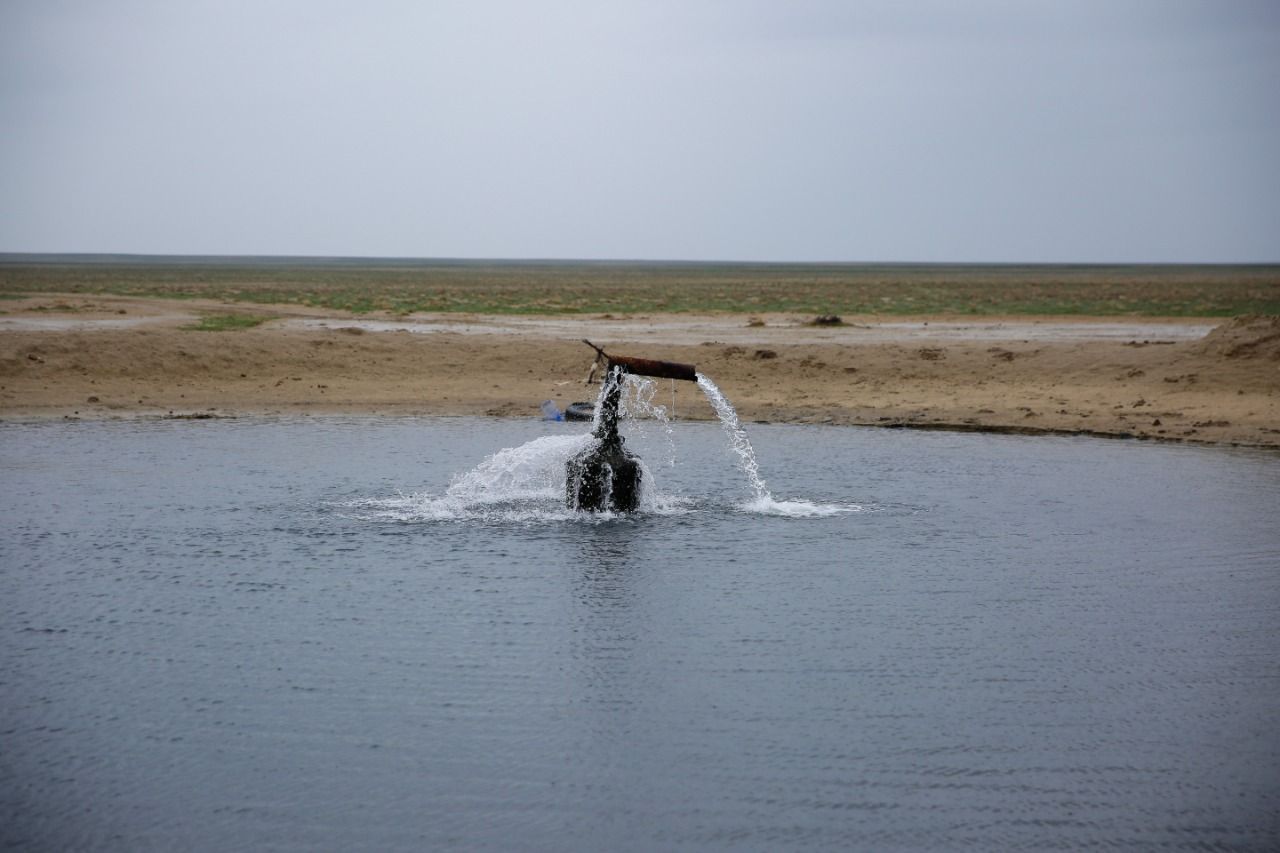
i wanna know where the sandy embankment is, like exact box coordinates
[1,295,1278,447]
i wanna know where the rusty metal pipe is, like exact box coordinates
[605,354,697,382]
[582,340,697,382]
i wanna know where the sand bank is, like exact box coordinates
[2,296,1277,447]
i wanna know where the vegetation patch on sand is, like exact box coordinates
[184,314,268,331]
[2,256,1277,317]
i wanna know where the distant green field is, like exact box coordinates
[1,256,1277,317]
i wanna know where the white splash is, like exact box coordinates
[343,370,855,523]
[344,434,586,522]
[447,434,590,505]
[343,433,689,523]
[739,494,863,518]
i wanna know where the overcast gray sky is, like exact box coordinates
[1,0,1277,262]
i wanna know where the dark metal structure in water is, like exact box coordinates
[566,341,697,513]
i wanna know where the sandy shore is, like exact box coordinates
[2,295,1278,447]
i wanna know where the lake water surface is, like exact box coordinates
[2,416,1278,851]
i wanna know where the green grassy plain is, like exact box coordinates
[1,256,1277,317]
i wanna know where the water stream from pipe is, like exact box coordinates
[695,373,769,500]
[695,373,849,516]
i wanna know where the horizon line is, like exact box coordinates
[2,252,1277,268]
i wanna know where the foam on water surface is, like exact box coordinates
[738,494,864,517]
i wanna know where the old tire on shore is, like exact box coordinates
[564,402,595,421]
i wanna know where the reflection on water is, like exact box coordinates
[576,525,642,587]
[1,416,1278,851]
